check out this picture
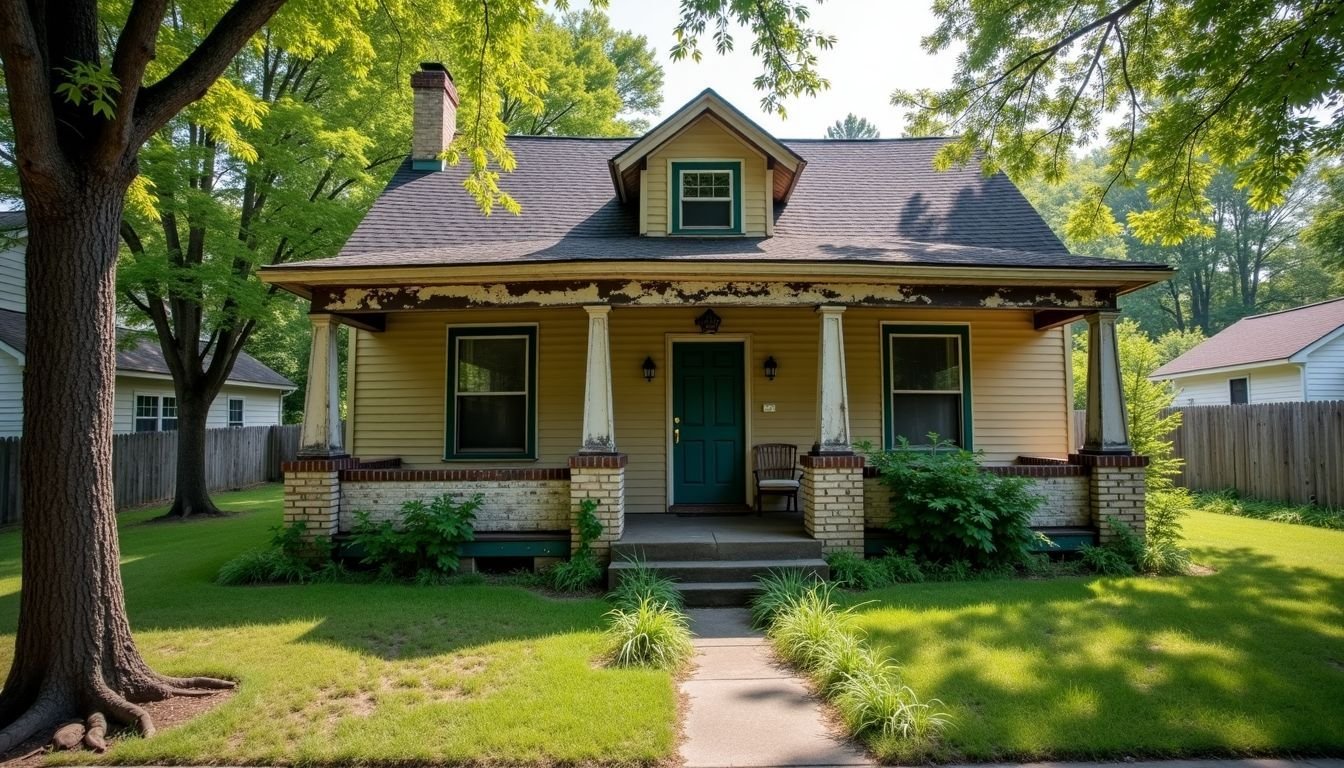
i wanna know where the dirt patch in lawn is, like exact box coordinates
[0,688,235,767]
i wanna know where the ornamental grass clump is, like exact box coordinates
[608,558,683,611]
[752,578,950,758]
[605,596,695,670]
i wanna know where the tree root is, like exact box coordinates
[83,712,108,753]
[51,721,85,750]
[156,674,236,691]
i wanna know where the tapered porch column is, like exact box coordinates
[300,313,344,458]
[571,305,623,562]
[813,305,852,454]
[804,305,863,554]
[1081,310,1131,455]
[580,305,616,454]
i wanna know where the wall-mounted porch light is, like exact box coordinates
[695,308,722,334]
[763,355,779,381]
[642,356,657,382]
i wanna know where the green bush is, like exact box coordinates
[216,521,345,585]
[605,597,695,669]
[864,436,1043,568]
[1143,489,1193,575]
[1196,489,1344,530]
[750,567,817,629]
[833,669,950,752]
[351,493,479,581]
[547,499,605,592]
[608,558,682,611]
[827,551,927,590]
[768,583,852,672]
[1080,543,1135,576]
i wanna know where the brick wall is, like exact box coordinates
[1089,466,1147,542]
[284,470,341,538]
[801,454,864,554]
[1027,476,1091,527]
[339,479,570,533]
[569,454,626,562]
[863,476,892,528]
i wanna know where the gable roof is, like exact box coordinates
[608,89,807,202]
[0,308,294,388]
[1152,298,1344,378]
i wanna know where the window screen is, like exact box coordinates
[450,332,533,456]
[888,334,965,447]
[680,170,733,228]
[135,395,160,433]
[160,396,178,431]
[1229,377,1249,405]
[228,398,244,427]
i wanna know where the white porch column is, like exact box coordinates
[299,313,345,457]
[1082,310,1132,454]
[814,305,852,454]
[580,305,616,453]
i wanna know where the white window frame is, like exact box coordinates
[1229,376,1250,405]
[227,397,245,427]
[134,393,177,432]
[678,168,735,230]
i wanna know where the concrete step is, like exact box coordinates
[608,558,829,589]
[677,581,764,608]
[611,538,824,563]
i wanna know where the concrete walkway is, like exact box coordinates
[680,608,873,768]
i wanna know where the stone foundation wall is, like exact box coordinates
[339,476,570,533]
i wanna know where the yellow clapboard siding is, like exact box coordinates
[644,115,767,236]
[349,305,1071,511]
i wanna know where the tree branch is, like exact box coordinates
[0,1,66,183]
[100,0,170,163]
[132,0,287,145]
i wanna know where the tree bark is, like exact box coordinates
[167,393,221,517]
[0,174,231,753]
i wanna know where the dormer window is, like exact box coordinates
[671,161,742,235]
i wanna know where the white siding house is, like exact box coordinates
[1152,298,1344,405]
[0,211,295,437]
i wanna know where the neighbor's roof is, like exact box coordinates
[268,135,1170,276]
[1152,298,1344,377]
[0,308,294,388]
[0,210,25,231]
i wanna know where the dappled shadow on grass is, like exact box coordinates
[850,548,1344,761]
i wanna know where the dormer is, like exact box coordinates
[608,90,806,238]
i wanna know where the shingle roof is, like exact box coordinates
[1152,298,1344,377]
[289,135,1168,275]
[0,308,294,388]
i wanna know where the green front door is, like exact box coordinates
[672,342,746,505]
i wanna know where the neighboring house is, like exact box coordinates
[1151,298,1344,406]
[262,66,1172,572]
[0,211,294,437]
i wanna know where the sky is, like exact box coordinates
[595,1,959,140]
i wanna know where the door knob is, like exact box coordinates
[674,428,680,444]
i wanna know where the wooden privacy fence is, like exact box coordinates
[1164,401,1344,508]
[0,423,302,524]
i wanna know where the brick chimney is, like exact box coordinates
[410,62,459,171]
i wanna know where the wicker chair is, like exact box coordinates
[752,443,801,513]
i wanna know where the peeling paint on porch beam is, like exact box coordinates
[311,281,1119,312]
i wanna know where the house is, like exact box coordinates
[261,66,1172,576]
[1151,298,1344,406]
[0,211,295,437]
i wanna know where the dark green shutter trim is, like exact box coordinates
[444,325,538,461]
[670,160,744,235]
[880,324,974,451]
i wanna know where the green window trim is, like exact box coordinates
[444,325,538,461]
[881,324,974,450]
[670,160,743,235]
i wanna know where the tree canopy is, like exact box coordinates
[894,1,1344,246]
[825,113,880,139]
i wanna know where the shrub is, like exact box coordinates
[879,552,926,584]
[608,558,682,611]
[768,583,852,672]
[216,521,343,585]
[605,597,695,669]
[827,551,927,591]
[1143,489,1192,575]
[864,436,1043,568]
[548,499,605,592]
[833,670,950,752]
[750,568,816,629]
[1080,543,1135,576]
[351,493,480,581]
[1196,489,1344,530]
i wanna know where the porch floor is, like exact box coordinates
[620,513,810,546]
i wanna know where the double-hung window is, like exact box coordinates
[228,397,245,427]
[445,326,537,459]
[882,325,972,449]
[671,161,742,234]
[1229,377,1249,404]
[134,394,178,432]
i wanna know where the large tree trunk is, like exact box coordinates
[168,394,221,518]
[0,174,231,752]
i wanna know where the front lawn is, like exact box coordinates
[850,511,1344,762]
[0,486,676,765]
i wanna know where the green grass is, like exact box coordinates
[0,485,675,766]
[848,511,1344,762]
[1192,489,1344,530]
